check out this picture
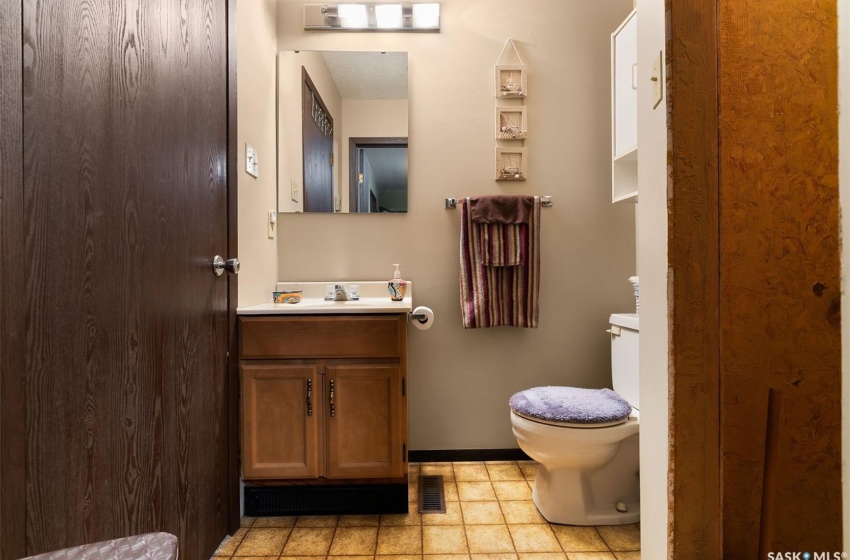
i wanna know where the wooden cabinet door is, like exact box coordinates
[242,365,322,479]
[326,365,404,479]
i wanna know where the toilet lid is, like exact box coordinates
[509,386,633,426]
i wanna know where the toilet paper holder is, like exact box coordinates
[409,312,429,324]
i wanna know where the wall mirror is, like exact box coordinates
[278,50,409,213]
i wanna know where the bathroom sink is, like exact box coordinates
[237,281,413,315]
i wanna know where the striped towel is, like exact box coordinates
[459,196,541,328]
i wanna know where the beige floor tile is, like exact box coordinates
[453,464,490,482]
[282,528,336,556]
[231,556,279,560]
[518,554,566,560]
[421,463,456,481]
[492,481,532,501]
[377,526,423,555]
[339,515,381,527]
[486,464,524,481]
[214,528,249,556]
[550,526,608,553]
[508,525,560,553]
[460,502,505,525]
[409,464,422,478]
[424,555,471,560]
[233,528,290,556]
[457,482,497,501]
[329,527,379,555]
[517,463,538,482]
[328,556,374,560]
[470,554,519,560]
[564,554,616,560]
[423,526,469,554]
[595,526,640,552]
[380,512,422,526]
[252,517,297,528]
[280,556,326,560]
[423,501,463,525]
[409,483,419,503]
[376,556,422,560]
[295,515,339,528]
[465,525,515,554]
[499,501,546,524]
[614,553,640,560]
[240,517,256,528]
[444,482,459,502]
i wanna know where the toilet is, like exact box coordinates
[509,313,640,526]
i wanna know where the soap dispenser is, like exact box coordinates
[388,264,407,301]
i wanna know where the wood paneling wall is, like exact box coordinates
[718,0,841,554]
[1,1,234,558]
[668,0,841,555]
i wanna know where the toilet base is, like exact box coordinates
[530,433,640,526]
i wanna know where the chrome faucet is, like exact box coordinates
[325,284,359,301]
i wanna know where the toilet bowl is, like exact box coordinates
[509,313,640,526]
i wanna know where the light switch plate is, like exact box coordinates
[651,50,663,109]
[267,210,277,239]
[290,178,300,203]
[246,144,259,178]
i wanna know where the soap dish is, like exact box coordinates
[273,290,302,304]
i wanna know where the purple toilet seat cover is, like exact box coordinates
[509,386,632,425]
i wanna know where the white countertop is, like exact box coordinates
[237,281,413,315]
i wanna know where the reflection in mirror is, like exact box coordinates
[277,51,409,213]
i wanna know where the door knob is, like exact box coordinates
[212,255,240,276]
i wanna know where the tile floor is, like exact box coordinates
[213,461,640,560]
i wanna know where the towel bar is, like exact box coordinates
[445,196,553,209]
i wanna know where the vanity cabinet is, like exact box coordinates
[239,314,408,483]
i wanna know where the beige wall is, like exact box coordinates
[840,0,849,546]
[341,99,409,213]
[237,0,279,307]
[274,0,636,449]
[278,51,343,213]
[635,0,668,556]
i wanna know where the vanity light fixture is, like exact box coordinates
[304,3,440,31]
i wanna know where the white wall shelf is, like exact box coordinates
[611,9,638,203]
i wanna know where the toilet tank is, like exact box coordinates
[609,313,639,409]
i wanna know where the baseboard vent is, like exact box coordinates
[418,475,446,513]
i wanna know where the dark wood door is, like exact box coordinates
[241,365,322,480]
[0,1,233,559]
[301,68,334,213]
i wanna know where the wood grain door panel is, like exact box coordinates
[242,365,322,479]
[302,68,334,213]
[326,365,403,479]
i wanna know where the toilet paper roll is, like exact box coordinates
[411,306,435,330]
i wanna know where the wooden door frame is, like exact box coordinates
[348,137,408,212]
[667,0,722,557]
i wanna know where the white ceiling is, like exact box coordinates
[321,51,408,100]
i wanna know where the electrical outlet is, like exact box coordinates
[246,144,259,178]
[267,210,277,239]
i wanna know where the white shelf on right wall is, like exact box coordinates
[611,8,638,203]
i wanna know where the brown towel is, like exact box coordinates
[468,194,535,224]
[459,196,541,328]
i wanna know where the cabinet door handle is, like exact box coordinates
[329,379,335,417]
[306,378,313,416]
[631,63,638,90]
